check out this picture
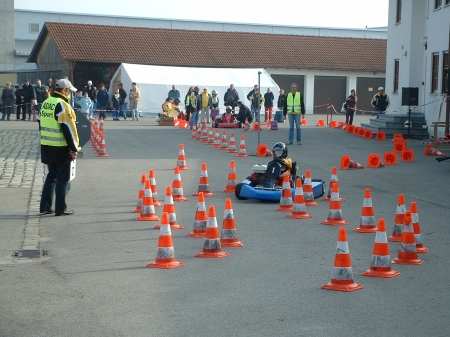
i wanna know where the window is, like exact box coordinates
[29,23,39,33]
[396,0,402,23]
[442,52,449,93]
[446,0,450,5]
[431,53,439,93]
[394,59,399,93]
[434,0,442,9]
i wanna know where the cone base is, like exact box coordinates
[362,268,400,278]
[321,280,363,292]
[220,147,228,151]
[186,231,206,238]
[221,240,243,248]
[178,166,189,170]
[392,257,423,265]
[236,154,248,157]
[173,196,189,201]
[195,250,229,258]
[193,192,216,197]
[132,209,141,213]
[320,219,350,226]
[227,150,238,153]
[97,154,109,157]
[136,215,160,221]
[146,260,185,269]
[222,188,236,193]
[322,197,345,201]
[154,223,185,230]
[387,235,401,242]
[276,206,293,212]
[286,213,313,219]
[353,226,377,233]
[304,201,320,206]
[417,246,428,253]
[153,201,163,207]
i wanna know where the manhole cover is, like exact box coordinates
[14,250,42,259]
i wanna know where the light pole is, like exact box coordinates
[257,71,261,145]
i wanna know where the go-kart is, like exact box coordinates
[234,160,325,201]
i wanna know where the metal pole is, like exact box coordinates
[258,71,261,146]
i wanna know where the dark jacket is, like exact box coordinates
[277,94,286,110]
[23,84,36,102]
[247,89,256,101]
[35,85,48,103]
[118,88,127,105]
[236,104,253,123]
[224,89,240,105]
[1,88,15,106]
[250,93,264,109]
[112,93,120,109]
[264,92,274,107]
[15,88,28,106]
[83,86,97,102]
[346,95,357,111]
[371,93,390,111]
[96,89,109,106]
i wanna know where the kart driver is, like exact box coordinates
[271,142,293,183]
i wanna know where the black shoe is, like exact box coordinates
[40,209,53,215]
[55,210,74,216]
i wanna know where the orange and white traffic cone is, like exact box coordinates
[227,132,237,153]
[146,212,184,269]
[220,130,228,150]
[285,178,313,219]
[191,123,197,138]
[276,173,293,212]
[136,180,160,221]
[193,162,216,197]
[303,169,320,206]
[362,218,400,278]
[244,117,250,131]
[93,116,99,129]
[353,188,377,233]
[207,127,214,145]
[387,194,406,242]
[196,126,202,141]
[201,123,208,142]
[186,192,208,238]
[220,198,243,247]
[154,186,184,230]
[236,135,248,157]
[320,182,349,225]
[323,167,344,201]
[148,169,162,207]
[410,202,428,253]
[424,144,446,157]
[392,210,423,265]
[340,155,364,169]
[176,144,189,170]
[321,228,363,292]
[223,160,237,193]
[133,174,147,213]
[196,205,229,258]
[171,166,189,201]
[213,129,221,148]
[97,133,109,157]
[99,117,105,131]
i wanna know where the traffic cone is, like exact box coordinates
[171,166,189,201]
[376,131,386,141]
[223,160,237,193]
[201,123,208,142]
[363,129,373,139]
[93,116,99,129]
[285,178,313,219]
[176,144,189,170]
[148,169,162,207]
[303,169,320,206]
[220,131,228,150]
[99,117,105,131]
[321,228,363,292]
[329,120,337,128]
[392,210,423,265]
[394,140,407,153]
[301,118,307,126]
[227,132,237,153]
[367,154,384,168]
[236,135,248,157]
[193,162,216,197]
[425,144,446,157]
[207,127,214,145]
[136,180,160,221]
[346,124,355,133]
[276,173,293,212]
[191,123,197,138]
[146,212,184,269]
[323,167,344,201]
[244,118,250,131]
[97,133,109,157]
[154,186,184,230]
[133,174,147,213]
[340,155,364,169]
[401,149,414,162]
[220,198,243,247]
[358,128,365,137]
[362,218,400,278]
[384,152,397,165]
[196,126,202,141]
[320,182,349,225]
[186,192,208,238]
[410,202,428,253]
[316,119,325,127]
[353,188,377,233]
[393,133,403,141]
[195,205,229,258]
[213,129,221,148]
[387,194,406,242]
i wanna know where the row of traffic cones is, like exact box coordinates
[89,118,108,157]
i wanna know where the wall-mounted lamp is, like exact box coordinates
[421,36,428,50]
[404,51,408,57]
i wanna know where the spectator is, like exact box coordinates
[23,79,36,120]
[74,91,83,110]
[184,87,194,122]
[168,85,180,100]
[1,82,15,121]
[162,97,174,114]
[112,88,121,120]
[236,100,253,125]
[249,89,264,122]
[264,87,274,122]
[189,86,200,130]
[223,84,240,112]
[47,78,53,89]
[277,88,286,120]
[96,83,109,120]
[15,84,28,120]
[283,83,305,145]
[82,80,97,119]
[371,87,390,119]
[35,79,48,115]
[345,89,357,125]
[38,79,80,216]
[117,83,127,120]
[80,92,92,118]
[211,90,219,109]
[247,85,258,101]
[129,82,140,121]
[200,87,212,123]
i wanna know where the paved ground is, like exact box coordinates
[1,114,449,337]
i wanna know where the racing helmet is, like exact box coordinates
[212,90,217,95]
[174,97,181,104]
[272,142,288,159]
[225,105,232,112]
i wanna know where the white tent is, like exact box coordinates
[109,63,280,115]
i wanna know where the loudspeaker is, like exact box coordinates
[444,68,449,94]
[402,87,419,106]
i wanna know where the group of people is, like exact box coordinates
[344,87,390,125]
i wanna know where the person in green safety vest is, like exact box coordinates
[283,83,305,145]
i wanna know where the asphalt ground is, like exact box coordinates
[1,114,449,337]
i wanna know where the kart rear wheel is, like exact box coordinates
[235,183,247,200]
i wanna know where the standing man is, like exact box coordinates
[264,87,274,122]
[129,82,140,121]
[189,86,200,129]
[283,83,305,145]
[35,79,48,115]
[247,85,258,101]
[371,87,390,119]
[96,83,109,120]
[38,79,80,216]
[118,83,127,120]
[1,82,15,121]
[82,80,97,120]
[249,88,264,122]
[277,88,286,120]
[224,84,240,112]
[168,85,180,100]
[200,87,211,123]
[23,79,36,121]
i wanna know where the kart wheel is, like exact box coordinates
[312,178,325,196]
[235,183,247,200]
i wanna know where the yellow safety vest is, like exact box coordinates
[286,92,302,114]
